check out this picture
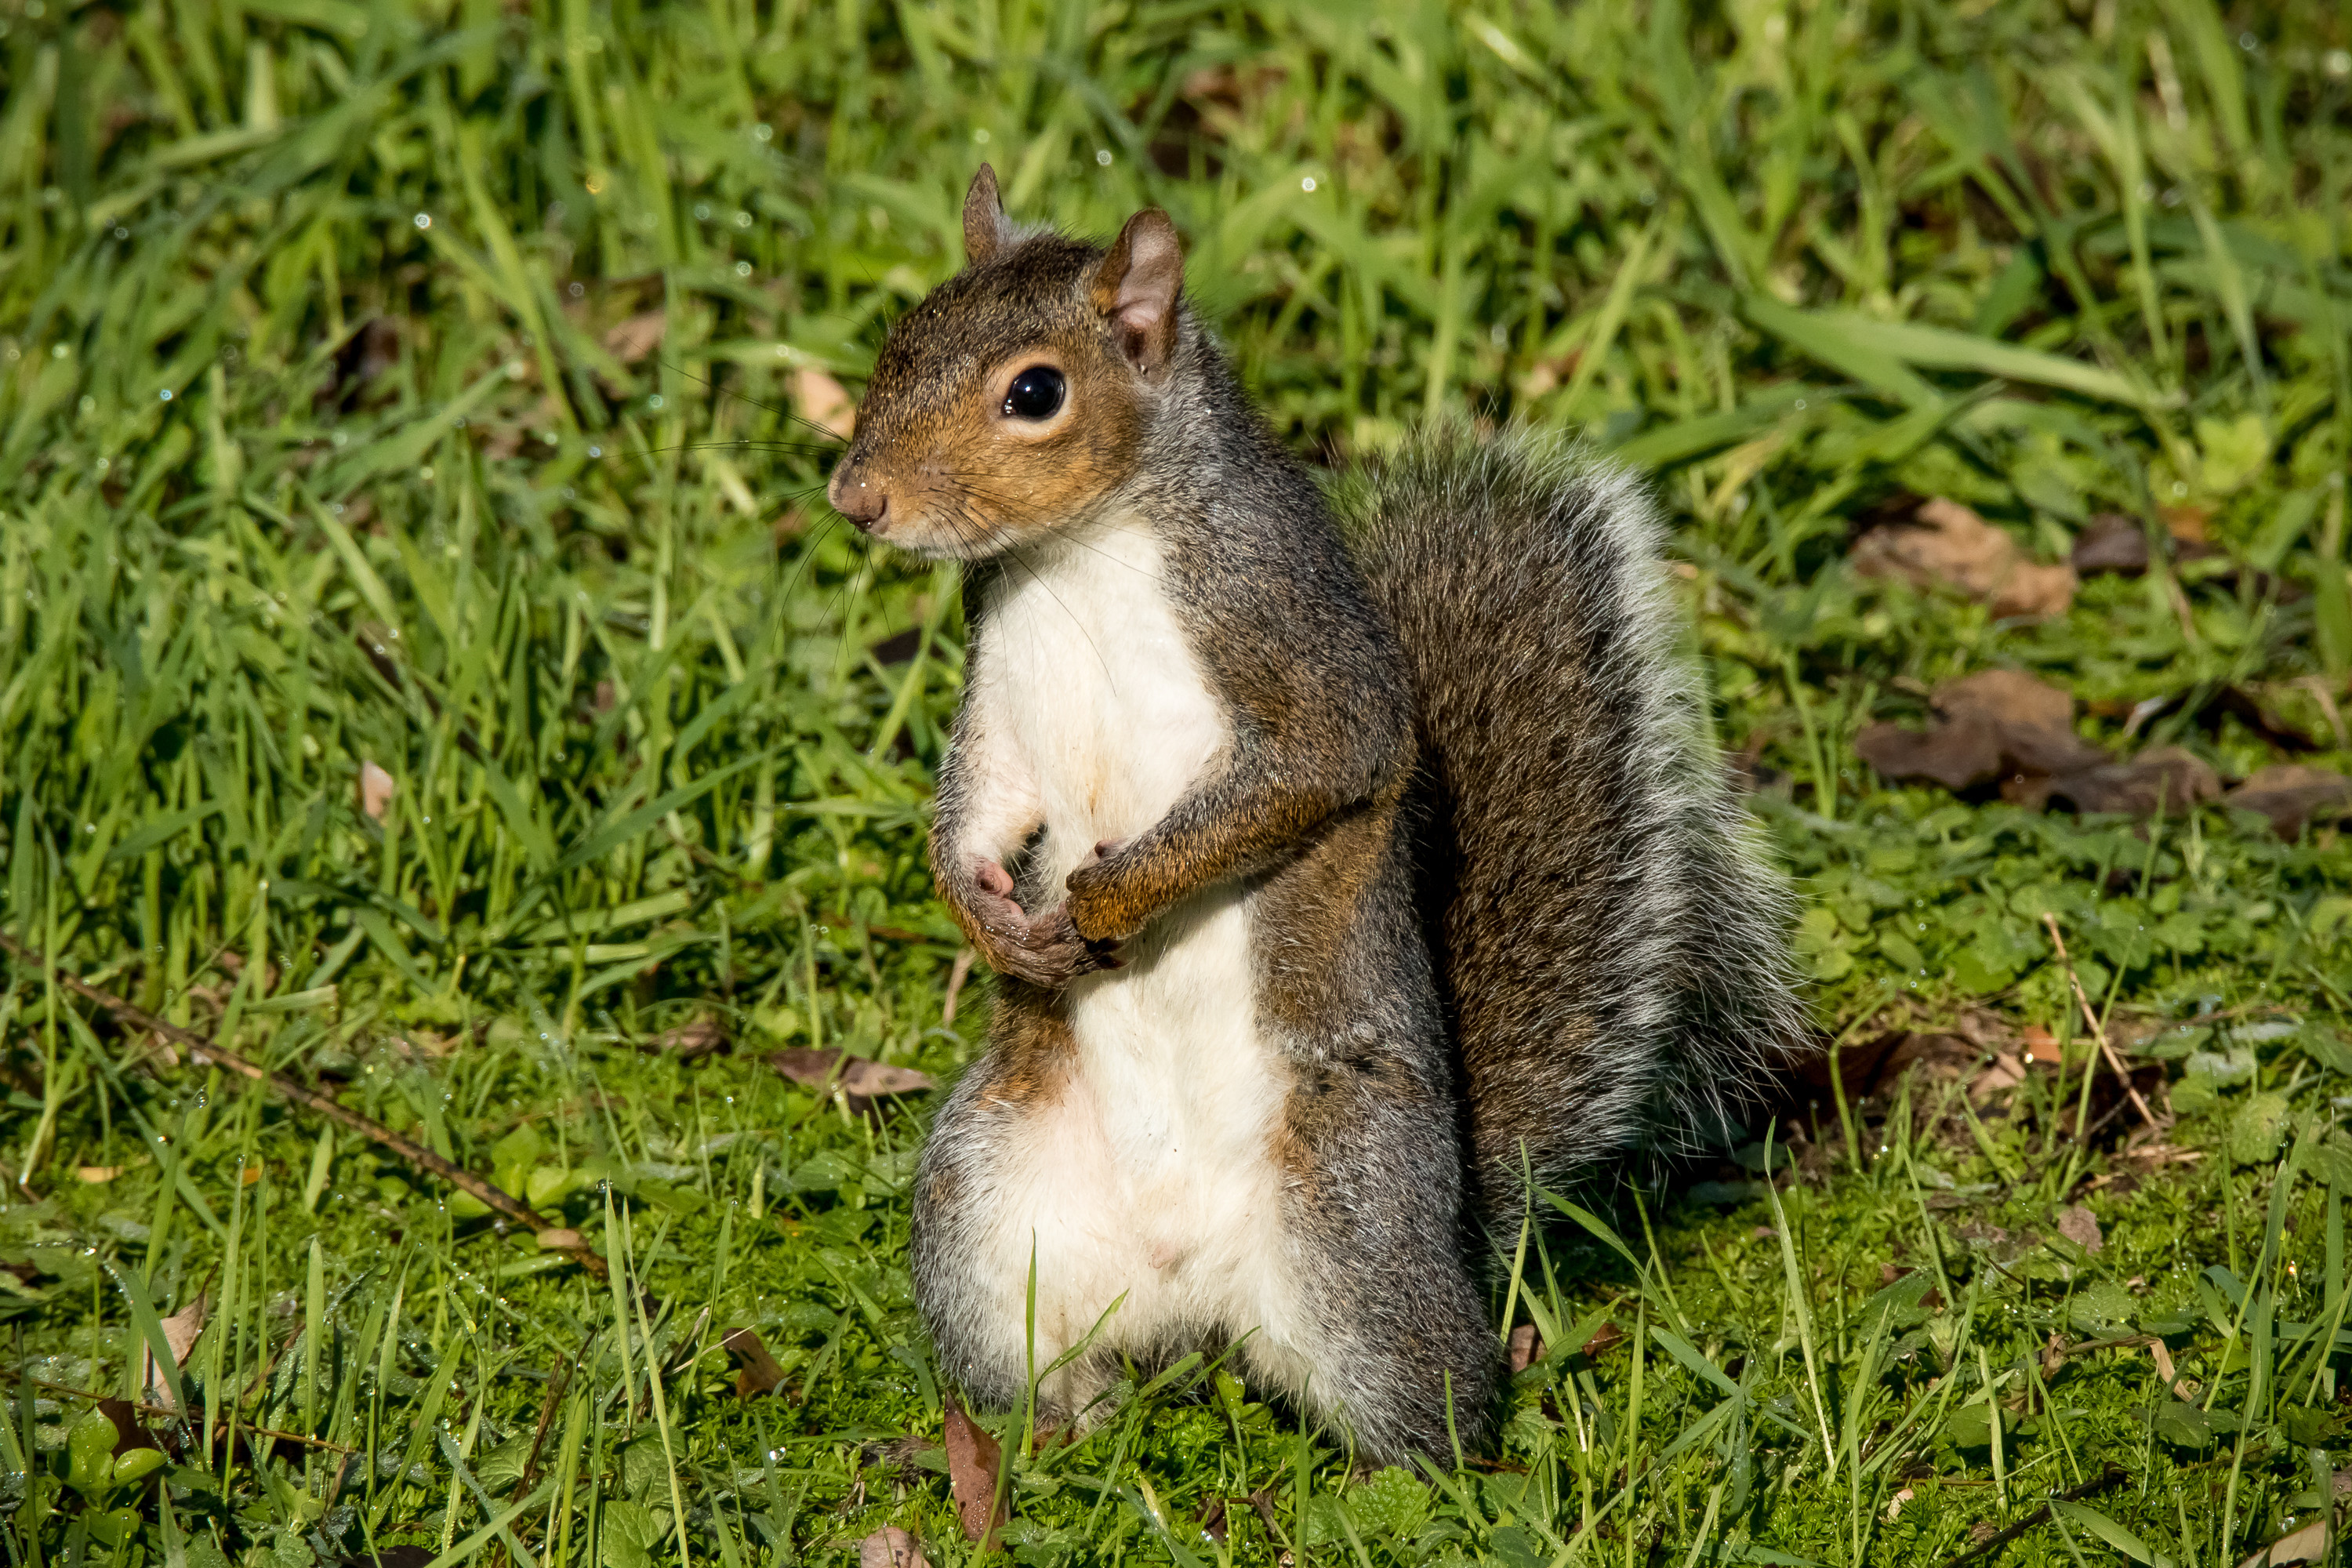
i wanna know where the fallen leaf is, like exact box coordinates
[143,1294,206,1409]
[1196,1498,1229,1545]
[1580,1321,1626,1356]
[858,1529,928,1568]
[2038,746,2222,816]
[78,1166,122,1183]
[1853,713,2005,791]
[768,1048,934,1110]
[2160,500,2212,543]
[1885,1486,1913,1520]
[1935,670,2108,772]
[2239,1519,2328,1568]
[1970,1053,2028,1104]
[359,761,396,821]
[2071,512,2149,577]
[1850,497,2076,619]
[2224,764,2352,837]
[2055,1205,2103,1253]
[2020,1025,2063,1065]
[1508,1323,1545,1374]
[942,1397,1008,1544]
[535,1228,584,1251]
[644,1018,728,1058]
[793,368,856,441]
[604,309,666,365]
[1857,670,2106,792]
[721,1327,789,1399]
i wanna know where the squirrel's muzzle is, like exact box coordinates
[826,466,889,533]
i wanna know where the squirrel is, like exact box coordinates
[822,165,1805,1465]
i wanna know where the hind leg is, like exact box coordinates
[1226,1078,1500,1464]
[910,1024,1152,1432]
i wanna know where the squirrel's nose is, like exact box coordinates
[828,469,889,532]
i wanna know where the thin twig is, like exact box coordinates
[0,931,606,1279]
[2040,915,2158,1131]
[942,948,975,1027]
[1935,1463,2128,1568]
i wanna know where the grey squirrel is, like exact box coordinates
[823,166,1805,1464]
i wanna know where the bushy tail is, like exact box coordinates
[1331,430,1807,1222]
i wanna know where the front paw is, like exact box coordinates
[1063,856,1148,945]
[956,858,1120,989]
[993,902,1122,989]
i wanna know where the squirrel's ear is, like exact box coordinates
[963,165,1010,265]
[1090,209,1183,379]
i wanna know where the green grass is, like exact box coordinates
[3,0,2352,1563]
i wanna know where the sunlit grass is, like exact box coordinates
[2,0,2350,1563]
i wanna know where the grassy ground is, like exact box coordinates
[4,0,2352,1563]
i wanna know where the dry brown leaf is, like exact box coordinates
[768,1048,934,1107]
[143,1294,206,1409]
[1580,1321,1626,1356]
[2238,1519,2328,1568]
[793,368,856,441]
[1857,669,2103,790]
[858,1527,929,1568]
[2160,501,2212,544]
[1850,497,2076,618]
[359,760,397,822]
[2055,1204,2103,1253]
[1970,1053,2028,1105]
[2020,1026,2063,1065]
[2224,764,2352,837]
[2037,746,2221,816]
[2071,513,2150,577]
[1508,1323,1545,1374]
[942,1397,1008,1544]
[644,1018,728,1058]
[604,310,666,365]
[1860,671,2228,823]
[722,1326,790,1399]
[536,1227,585,1251]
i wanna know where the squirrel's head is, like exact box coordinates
[824,165,1186,559]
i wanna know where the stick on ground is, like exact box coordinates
[2041,914,2158,1131]
[0,931,607,1279]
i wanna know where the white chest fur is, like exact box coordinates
[975,522,1225,884]
[958,521,1305,1378]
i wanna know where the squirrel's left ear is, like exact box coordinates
[1090,209,1182,379]
[964,164,1011,265]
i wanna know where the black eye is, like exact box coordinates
[1003,366,1065,420]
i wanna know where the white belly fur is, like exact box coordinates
[967,520,1302,1387]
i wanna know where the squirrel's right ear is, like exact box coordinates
[1090,209,1183,380]
[963,165,1011,265]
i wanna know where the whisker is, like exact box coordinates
[660,355,855,451]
